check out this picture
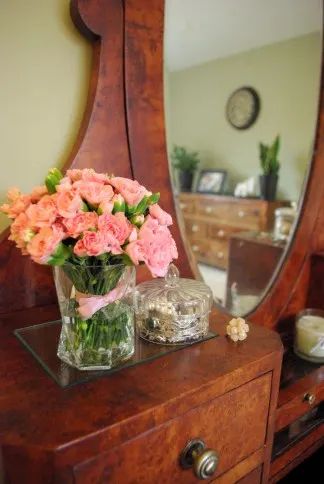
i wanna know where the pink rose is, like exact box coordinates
[9,213,34,251]
[63,212,98,238]
[30,185,48,202]
[81,168,110,184]
[74,230,122,257]
[26,195,58,228]
[56,191,83,218]
[129,227,138,242]
[125,240,147,265]
[109,177,151,206]
[126,221,178,277]
[98,199,114,214]
[27,224,65,264]
[77,181,114,206]
[98,212,132,245]
[0,188,31,219]
[66,169,83,182]
[56,177,73,193]
[149,204,172,226]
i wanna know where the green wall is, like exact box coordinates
[0,0,91,231]
[167,33,321,200]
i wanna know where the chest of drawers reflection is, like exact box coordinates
[178,193,289,270]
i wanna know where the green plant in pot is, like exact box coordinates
[171,145,200,192]
[259,135,281,201]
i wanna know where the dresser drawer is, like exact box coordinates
[179,199,196,214]
[195,200,229,220]
[74,374,271,484]
[209,223,242,241]
[275,379,324,432]
[227,205,261,229]
[191,239,228,269]
[184,218,208,239]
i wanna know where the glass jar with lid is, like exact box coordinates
[273,206,296,241]
[134,265,213,344]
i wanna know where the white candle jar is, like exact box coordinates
[294,309,324,363]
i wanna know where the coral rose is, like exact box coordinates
[63,212,98,238]
[26,194,58,228]
[67,168,109,184]
[56,191,83,218]
[0,187,31,219]
[98,212,132,246]
[149,204,172,226]
[109,177,151,207]
[30,185,48,202]
[27,224,65,264]
[9,213,34,252]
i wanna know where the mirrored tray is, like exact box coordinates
[14,321,217,388]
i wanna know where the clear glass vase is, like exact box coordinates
[54,263,135,370]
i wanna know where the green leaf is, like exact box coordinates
[113,199,126,214]
[82,201,89,212]
[48,168,63,183]
[45,168,63,194]
[45,177,57,195]
[148,193,160,205]
[51,242,71,262]
[133,196,149,215]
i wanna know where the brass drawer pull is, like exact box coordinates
[238,210,246,217]
[179,203,187,209]
[192,245,200,252]
[191,224,199,232]
[217,230,225,237]
[304,393,316,405]
[205,206,212,214]
[180,439,219,480]
[217,251,224,259]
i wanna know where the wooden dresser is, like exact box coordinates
[178,193,289,270]
[0,305,282,484]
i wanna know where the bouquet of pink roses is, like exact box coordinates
[1,168,178,369]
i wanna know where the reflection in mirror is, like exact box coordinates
[164,0,322,316]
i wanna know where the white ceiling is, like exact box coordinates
[164,0,322,71]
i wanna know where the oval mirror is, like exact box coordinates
[164,0,323,316]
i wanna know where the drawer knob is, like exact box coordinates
[205,206,212,214]
[218,230,225,237]
[238,210,246,217]
[192,245,199,252]
[217,251,224,259]
[180,439,219,480]
[180,203,186,209]
[304,393,316,405]
[191,224,199,232]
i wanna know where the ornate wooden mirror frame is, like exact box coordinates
[0,0,323,336]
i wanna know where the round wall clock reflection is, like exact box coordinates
[226,86,260,130]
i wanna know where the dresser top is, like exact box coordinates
[179,192,290,206]
[0,304,282,460]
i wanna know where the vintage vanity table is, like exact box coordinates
[0,0,323,483]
